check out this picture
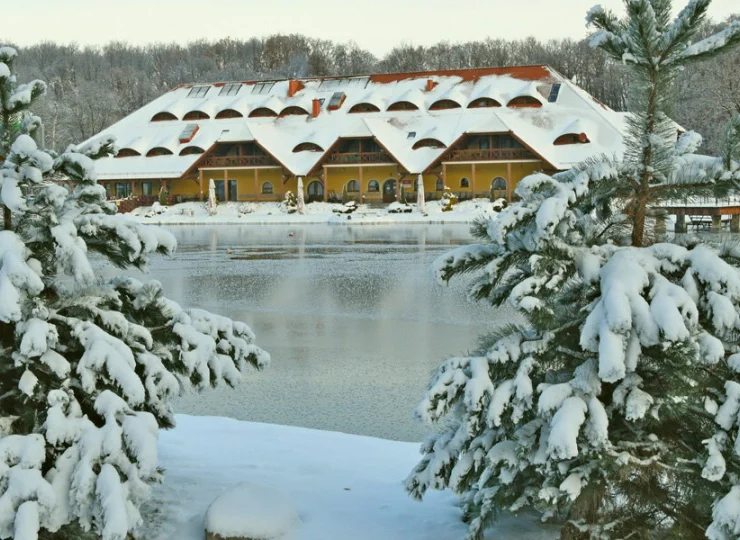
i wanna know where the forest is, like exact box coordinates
[3,15,739,155]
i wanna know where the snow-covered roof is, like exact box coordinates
[86,65,630,179]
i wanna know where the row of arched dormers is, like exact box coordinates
[151,105,314,123]
[116,146,206,158]
[151,93,544,122]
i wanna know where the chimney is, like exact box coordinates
[312,99,322,118]
[426,79,437,92]
[288,79,305,97]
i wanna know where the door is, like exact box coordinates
[383,179,396,203]
[214,180,238,201]
[307,180,324,202]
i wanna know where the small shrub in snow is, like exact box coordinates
[282,191,298,214]
[0,48,269,540]
[406,3,740,538]
[491,198,508,212]
[440,187,458,212]
[332,201,358,214]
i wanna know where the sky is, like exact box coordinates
[3,0,738,57]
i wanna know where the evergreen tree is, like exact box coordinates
[0,46,269,539]
[405,2,740,538]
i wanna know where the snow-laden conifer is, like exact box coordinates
[0,47,269,539]
[406,2,740,538]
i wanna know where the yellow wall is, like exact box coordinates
[441,162,543,198]
[324,165,398,201]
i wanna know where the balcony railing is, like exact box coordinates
[203,155,275,168]
[445,148,537,162]
[324,152,393,165]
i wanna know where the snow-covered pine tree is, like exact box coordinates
[0,46,269,540]
[405,2,740,539]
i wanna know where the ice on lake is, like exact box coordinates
[132,224,510,441]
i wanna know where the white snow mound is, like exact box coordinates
[205,482,300,539]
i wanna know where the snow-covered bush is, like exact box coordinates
[440,186,458,212]
[387,201,412,214]
[491,198,508,213]
[282,191,298,214]
[332,201,358,214]
[0,47,269,540]
[406,2,740,538]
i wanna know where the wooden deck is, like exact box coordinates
[662,197,740,232]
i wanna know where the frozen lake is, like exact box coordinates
[137,224,506,442]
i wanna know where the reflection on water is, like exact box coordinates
[136,224,510,442]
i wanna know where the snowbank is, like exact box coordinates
[144,415,556,540]
[205,482,299,539]
[125,199,500,226]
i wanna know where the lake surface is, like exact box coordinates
[137,224,507,442]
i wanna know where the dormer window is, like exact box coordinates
[219,83,242,97]
[349,103,380,113]
[507,96,542,108]
[215,109,243,119]
[146,147,174,157]
[429,99,461,111]
[183,110,210,120]
[279,106,310,117]
[387,101,419,112]
[412,138,446,150]
[179,146,205,156]
[554,133,590,145]
[151,112,177,122]
[187,86,210,98]
[467,97,501,108]
[293,142,324,153]
[115,148,140,158]
[249,107,278,118]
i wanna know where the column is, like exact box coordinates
[472,164,477,197]
[506,162,513,201]
[359,165,364,203]
[223,169,229,202]
[323,167,328,202]
[712,215,722,233]
[731,214,740,233]
[675,214,686,233]
[199,170,204,201]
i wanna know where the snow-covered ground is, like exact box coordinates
[144,415,556,540]
[126,199,501,225]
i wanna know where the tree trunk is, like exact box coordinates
[631,195,647,247]
[3,206,10,230]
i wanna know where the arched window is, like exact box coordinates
[261,182,274,194]
[387,101,419,112]
[349,103,380,113]
[367,180,380,192]
[435,178,444,191]
[554,133,590,145]
[292,142,324,153]
[460,177,470,188]
[179,146,205,156]
[249,107,278,118]
[183,110,210,120]
[346,180,359,193]
[507,96,542,108]
[492,177,507,190]
[215,109,243,119]
[146,147,174,157]
[279,106,309,117]
[412,138,446,150]
[429,99,461,111]
[151,112,177,122]
[116,148,140,158]
[467,97,501,108]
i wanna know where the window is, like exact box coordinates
[318,77,369,90]
[115,182,132,198]
[279,106,309,117]
[219,83,242,97]
[251,82,275,94]
[493,135,524,149]
[435,178,444,191]
[179,123,199,143]
[492,177,507,190]
[412,138,446,150]
[387,101,419,111]
[328,92,346,110]
[507,96,542,108]
[548,83,562,103]
[146,147,173,157]
[293,142,324,153]
[429,99,461,111]
[407,132,416,139]
[349,103,380,113]
[368,180,379,192]
[151,112,177,122]
[215,109,243,119]
[142,181,153,196]
[249,107,278,118]
[116,148,140,158]
[346,180,359,193]
[460,177,470,188]
[183,110,209,120]
[187,86,210,98]
[179,146,205,156]
[261,182,274,194]
[468,97,501,108]
[554,133,590,145]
